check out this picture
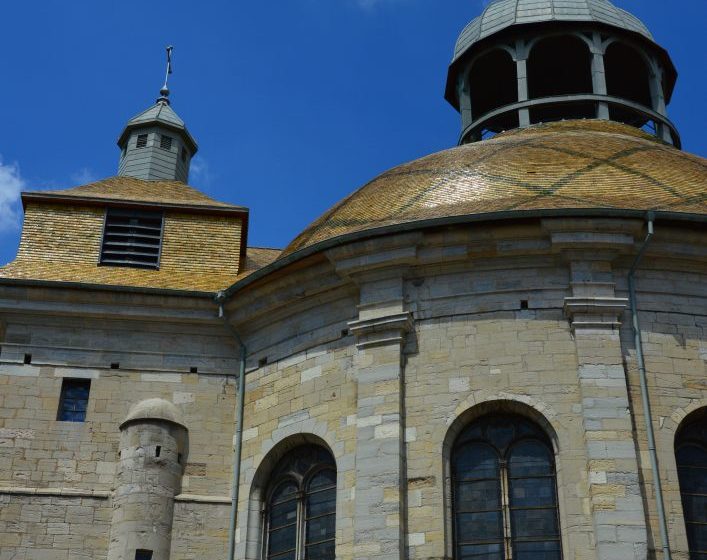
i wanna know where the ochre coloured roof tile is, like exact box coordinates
[26,176,245,210]
[282,121,706,257]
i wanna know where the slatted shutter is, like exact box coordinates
[100,208,164,268]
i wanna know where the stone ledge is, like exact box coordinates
[0,486,111,499]
[174,493,231,504]
[348,312,414,349]
[564,296,628,330]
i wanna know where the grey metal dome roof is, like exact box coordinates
[453,0,653,62]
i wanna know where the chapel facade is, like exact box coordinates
[0,1,705,560]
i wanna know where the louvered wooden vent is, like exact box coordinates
[100,208,164,269]
[160,135,173,150]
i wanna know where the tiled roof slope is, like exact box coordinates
[1,176,251,292]
[0,204,245,292]
[453,0,652,63]
[282,120,706,257]
[27,176,245,211]
[235,247,282,281]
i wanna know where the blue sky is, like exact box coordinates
[0,0,705,266]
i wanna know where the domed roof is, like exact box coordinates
[283,121,706,257]
[120,398,186,429]
[453,0,652,63]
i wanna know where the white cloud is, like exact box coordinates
[0,157,25,232]
[71,167,98,185]
[190,155,214,188]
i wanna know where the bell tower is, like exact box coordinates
[117,46,198,183]
[446,0,680,147]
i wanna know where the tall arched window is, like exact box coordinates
[676,413,707,559]
[264,445,336,560]
[452,414,561,560]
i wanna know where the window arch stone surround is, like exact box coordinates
[442,396,570,559]
[241,423,345,560]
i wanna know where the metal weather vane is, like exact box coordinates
[158,45,174,104]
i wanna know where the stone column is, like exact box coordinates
[458,70,473,137]
[648,63,673,144]
[545,220,649,559]
[515,39,530,127]
[591,33,610,120]
[348,273,413,560]
[562,255,648,559]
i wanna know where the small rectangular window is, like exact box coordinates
[57,379,91,422]
[160,135,173,151]
[136,134,148,148]
[100,208,164,269]
[135,551,153,560]
[180,146,187,163]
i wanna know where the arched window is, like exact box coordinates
[264,445,336,560]
[528,35,592,99]
[676,413,707,559]
[452,414,561,560]
[527,35,594,124]
[605,42,652,108]
[470,49,518,121]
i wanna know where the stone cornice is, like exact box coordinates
[564,296,628,330]
[348,312,414,350]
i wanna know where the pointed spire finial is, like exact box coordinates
[157,45,174,105]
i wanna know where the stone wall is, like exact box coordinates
[0,217,705,559]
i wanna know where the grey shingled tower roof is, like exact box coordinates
[117,101,198,154]
[453,0,653,63]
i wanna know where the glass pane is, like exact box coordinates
[270,552,296,560]
[458,543,504,560]
[307,487,336,517]
[268,525,297,556]
[682,493,707,522]
[305,540,335,560]
[486,418,515,452]
[511,508,559,539]
[686,523,707,556]
[306,513,335,544]
[455,444,499,481]
[510,477,556,508]
[513,540,562,560]
[679,466,707,495]
[677,445,707,469]
[270,500,298,529]
[457,479,501,512]
[456,511,504,543]
[509,441,553,477]
[271,481,298,504]
[309,469,336,490]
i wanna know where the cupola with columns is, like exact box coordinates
[446,0,679,147]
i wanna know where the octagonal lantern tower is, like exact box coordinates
[446,0,680,147]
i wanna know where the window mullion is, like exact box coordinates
[296,490,305,560]
[501,460,512,560]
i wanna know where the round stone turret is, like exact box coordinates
[108,399,188,560]
[446,0,679,146]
